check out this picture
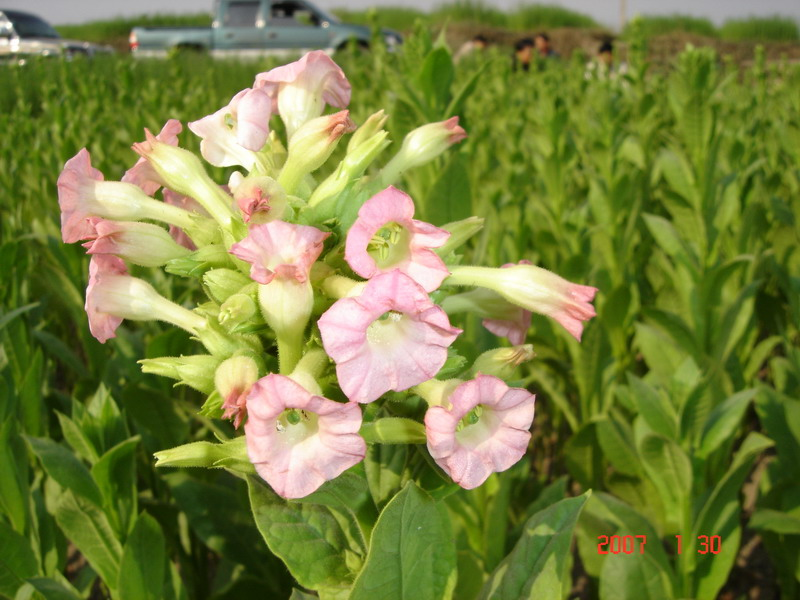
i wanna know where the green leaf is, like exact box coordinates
[637,434,691,533]
[54,490,123,590]
[25,577,83,600]
[478,492,591,600]
[26,436,104,507]
[642,213,693,264]
[596,414,641,477]
[628,374,678,440]
[350,482,456,600]
[423,156,472,226]
[750,509,800,535]
[0,520,39,598]
[91,436,140,535]
[599,544,674,600]
[696,389,757,459]
[415,46,454,112]
[0,302,38,331]
[55,411,100,465]
[564,421,603,489]
[365,442,409,509]
[118,513,166,600]
[691,432,773,599]
[248,475,355,592]
[0,418,29,533]
[360,418,427,444]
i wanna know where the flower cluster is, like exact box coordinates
[58,51,597,499]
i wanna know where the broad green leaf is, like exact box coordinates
[696,389,757,459]
[25,577,83,600]
[118,513,166,600]
[54,490,122,590]
[600,543,674,600]
[691,432,773,599]
[628,374,678,440]
[91,436,140,535]
[642,213,693,264]
[365,442,409,509]
[0,303,38,331]
[637,434,691,533]
[564,421,603,489]
[750,509,800,535]
[350,482,456,600]
[0,418,29,533]
[596,415,641,477]
[55,411,100,464]
[423,156,472,226]
[26,436,104,507]
[478,492,590,600]
[415,46,454,112]
[290,590,319,600]
[0,520,39,598]
[755,390,800,478]
[248,475,355,592]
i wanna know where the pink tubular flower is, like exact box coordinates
[318,270,462,404]
[344,186,450,292]
[254,50,351,137]
[482,261,533,344]
[425,374,535,489]
[81,218,190,267]
[85,255,128,343]
[57,148,105,242]
[122,119,182,195]
[447,264,598,341]
[229,175,288,225]
[229,221,329,285]
[188,87,274,168]
[244,374,366,499]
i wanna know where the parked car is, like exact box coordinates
[129,0,402,57]
[0,9,113,62]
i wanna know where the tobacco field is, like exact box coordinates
[0,30,799,600]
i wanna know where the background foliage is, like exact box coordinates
[1,24,799,599]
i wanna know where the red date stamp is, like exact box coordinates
[597,535,722,555]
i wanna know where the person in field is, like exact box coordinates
[585,40,628,80]
[454,34,488,63]
[534,32,560,59]
[513,37,535,72]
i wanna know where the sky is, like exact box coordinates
[2,0,799,29]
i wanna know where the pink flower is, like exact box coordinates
[344,186,450,292]
[244,374,365,499]
[229,221,329,285]
[447,264,598,341]
[254,50,351,137]
[188,87,274,168]
[57,148,105,243]
[482,261,533,344]
[318,270,462,403]
[85,254,128,343]
[229,175,288,225]
[122,119,182,196]
[81,218,190,267]
[425,374,535,489]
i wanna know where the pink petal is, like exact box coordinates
[424,374,535,489]
[232,87,273,151]
[318,271,462,403]
[230,221,329,285]
[344,186,450,292]
[84,254,128,343]
[57,148,104,243]
[254,50,351,107]
[244,374,365,499]
[122,119,182,196]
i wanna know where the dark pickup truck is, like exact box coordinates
[129,0,402,57]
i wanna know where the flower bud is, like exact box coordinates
[471,345,536,380]
[83,219,191,267]
[138,354,220,394]
[277,110,356,194]
[379,117,467,186]
[215,355,260,428]
[218,293,258,328]
[435,216,485,257]
[230,174,288,224]
[133,131,237,228]
[154,437,253,473]
[203,268,253,303]
[347,110,388,154]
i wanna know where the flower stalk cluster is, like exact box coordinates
[58,51,597,499]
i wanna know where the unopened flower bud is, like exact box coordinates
[138,354,220,394]
[83,219,191,267]
[379,117,467,186]
[215,355,260,428]
[278,110,356,194]
[165,244,234,278]
[471,345,536,380]
[436,216,485,257]
[154,437,253,473]
[203,268,253,303]
[348,110,388,153]
[133,131,237,228]
[218,293,258,328]
[230,175,288,224]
